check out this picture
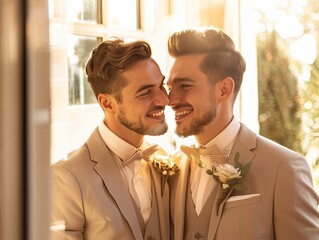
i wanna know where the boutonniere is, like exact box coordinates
[206,152,252,214]
[151,154,180,196]
[181,145,252,215]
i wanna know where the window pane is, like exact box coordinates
[67,0,98,23]
[68,35,98,105]
[107,0,139,30]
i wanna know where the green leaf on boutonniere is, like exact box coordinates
[206,169,214,175]
[234,152,252,177]
[233,181,246,191]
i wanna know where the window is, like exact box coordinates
[106,0,141,30]
[68,35,98,105]
[66,0,98,23]
[49,0,170,162]
[49,0,151,107]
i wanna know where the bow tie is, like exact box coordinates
[122,144,159,167]
[181,144,228,164]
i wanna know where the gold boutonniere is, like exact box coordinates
[181,145,252,215]
[151,154,180,196]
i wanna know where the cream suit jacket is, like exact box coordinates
[50,128,170,240]
[170,123,319,240]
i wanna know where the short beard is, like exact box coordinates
[117,108,168,136]
[175,108,216,138]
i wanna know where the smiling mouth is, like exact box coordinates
[174,109,193,121]
[146,109,165,119]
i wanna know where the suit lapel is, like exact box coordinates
[86,129,144,240]
[208,123,257,239]
[207,185,234,239]
[149,164,170,240]
[228,123,257,168]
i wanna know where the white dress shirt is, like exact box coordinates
[191,117,240,215]
[98,122,152,224]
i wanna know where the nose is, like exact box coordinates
[154,87,169,106]
[168,89,179,107]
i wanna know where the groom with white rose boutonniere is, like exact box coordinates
[166,26,319,240]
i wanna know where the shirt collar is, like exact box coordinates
[98,122,146,162]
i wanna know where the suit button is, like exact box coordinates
[195,232,204,239]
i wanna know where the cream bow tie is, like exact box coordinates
[122,145,159,167]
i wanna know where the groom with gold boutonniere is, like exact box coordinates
[166,26,319,240]
[50,38,172,240]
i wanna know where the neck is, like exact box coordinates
[104,119,144,148]
[195,115,234,145]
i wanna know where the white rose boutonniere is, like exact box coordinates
[206,152,252,215]
[210,164,242,190]
[151,154,180,196]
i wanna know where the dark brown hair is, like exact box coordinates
[86,37,152,102]
[168,26,246,100]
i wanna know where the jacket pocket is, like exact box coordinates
[216,193,264,240]
[224,193,261,208]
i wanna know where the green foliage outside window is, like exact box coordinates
[257,31,303,154]
[255,0,319,191]
[302,57,319,186]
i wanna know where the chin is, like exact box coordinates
[146,123,168,136]
[175,128,190,138]
[176,123,200,138]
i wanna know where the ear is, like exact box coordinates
[98,93,116,113]
[219,77,235,99]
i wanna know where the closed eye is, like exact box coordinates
[180,84,192,90]
[138,89,151,97]
[168,77,195,91]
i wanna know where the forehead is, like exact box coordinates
[122,58,164,88]
[167,54,206,85]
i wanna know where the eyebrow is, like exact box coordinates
[135,84,155,94]
[134,76,165,94]
[168,77,196,85]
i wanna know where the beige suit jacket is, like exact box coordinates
[50,128,170,240]
[170,123,319,240]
